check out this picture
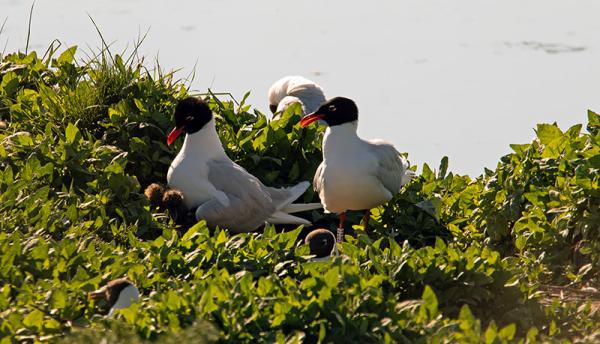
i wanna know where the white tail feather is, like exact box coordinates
[274,181,310,211]
[266,211,312,225]
[281,202,322,213]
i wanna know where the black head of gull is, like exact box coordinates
[300,97,358,128]
[167,97,212,145]
[305,228,336,258]
[89,278,140,316]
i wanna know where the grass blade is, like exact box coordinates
[25,1,35,54]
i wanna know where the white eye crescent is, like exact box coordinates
[328,105,337,112]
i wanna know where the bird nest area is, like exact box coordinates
[3,42,600,342]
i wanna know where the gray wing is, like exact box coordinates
[200,159,276,232]
[313,162,325,194]
[264,187,292,208]
[368,140,414,195]
[265,181,308,210]
[195,196,268,233]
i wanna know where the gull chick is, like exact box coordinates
[166,97,322,233]
[305,228,337,261]
[89,278,140,316]
[144,183,190,223]
[300,97,414,241]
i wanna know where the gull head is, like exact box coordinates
[305,228,337,258]
[167,97,213,145]
[300,97,358,128]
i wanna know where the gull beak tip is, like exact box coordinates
[167,127,184,145]
[299,113,324,128]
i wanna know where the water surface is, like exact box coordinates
[2,0,599,176]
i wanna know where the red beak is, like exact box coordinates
[167,127,184,145]
[299,113,324,128]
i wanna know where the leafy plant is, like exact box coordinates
[1,42,600,343]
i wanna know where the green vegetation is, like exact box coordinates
[1,44,599,343]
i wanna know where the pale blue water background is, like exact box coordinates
[2,0,600,176]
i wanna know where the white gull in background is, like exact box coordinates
[268,76,326,117]
[300,97,414,242]
[167,97,321,233]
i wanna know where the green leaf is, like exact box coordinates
[509,143,530,156]
[318,322,326,343]
[587,110,600,135]
[421,285,438,317]
[323,267,339,288]
[166,290,182,311]
[65,122,80,144]
[484,321,497,344]
[497,323,516,340]
[536,123,563,145]
[134,98,146,112]
[526,327,539,342]
[0,71,19,96]
[438,156,449,179]
[51,289,67,309]
[279,226,302,249]
[57,46,77,65]
[23,309,44,330]
[458,305,475,330]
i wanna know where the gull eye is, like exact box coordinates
[328,105,337,112]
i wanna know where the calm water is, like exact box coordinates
[2,0,600,176]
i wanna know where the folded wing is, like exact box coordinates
[367,139,414,195]
[200,159,319,232]
[200,159,276,232]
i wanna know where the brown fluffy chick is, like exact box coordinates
[144,183,191,225]
[305,228,337,258]
[144,183,166,208]
[162,188,188,221]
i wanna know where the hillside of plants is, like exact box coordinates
[1,44,599,343]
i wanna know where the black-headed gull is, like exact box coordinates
[166,97,321,233]
[89,278,140,316]
[268,76,326,117]
[300,97,414,241]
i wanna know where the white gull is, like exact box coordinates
[300,97,414,241]
[268,75,326,117]
[167,97,321,233]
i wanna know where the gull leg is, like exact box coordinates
[362,209,370,231]
[337,212,345,243]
